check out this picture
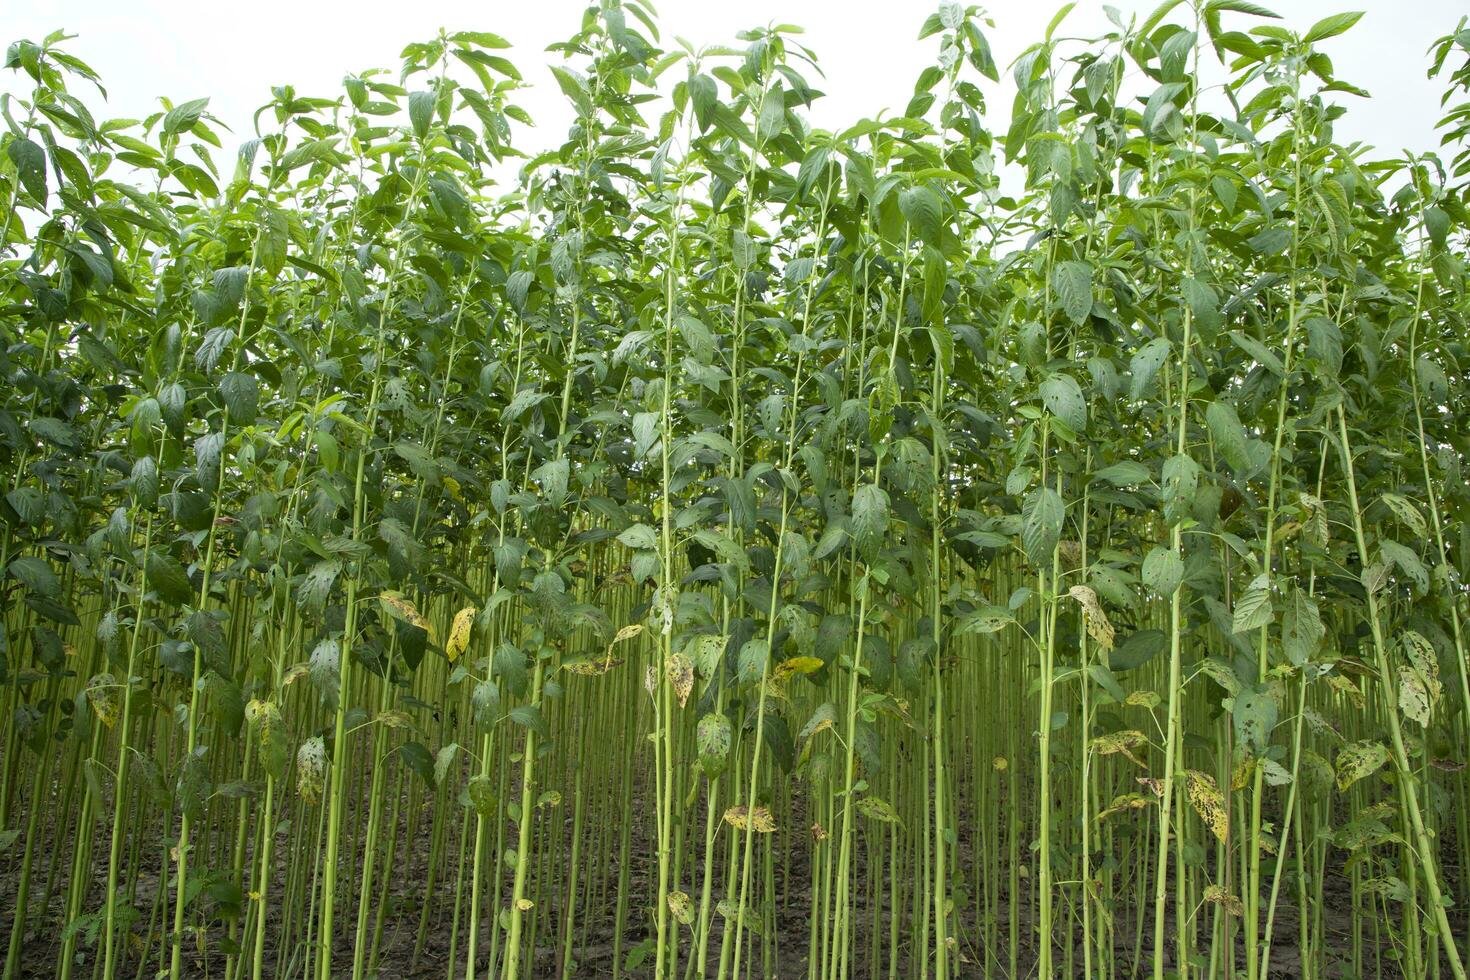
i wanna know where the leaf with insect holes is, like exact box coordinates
[1377,494,1426,538]
[1232,687,1277,758]
[697,713,731,777]
[434,743,460,786]
[297,737,326,805]
[1142,546,1183,596]
[467,776,496,817]
[855,796,904,826]
[956,605,1012,635]
[851,483,889,560]
[1398,630,1441,727]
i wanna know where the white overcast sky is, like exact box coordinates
[5,1,1465,172]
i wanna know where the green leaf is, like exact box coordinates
[689,73,718,131]
[7,137,47,203]
[1231,575,1273,634]
[408,91,435,140]
[1040,373,1087,432]
[508,704,549,741]
[756,82,787,141]
[1304,317,1342,375]
[1093,461,1150,487]
[146,553,194,606]
[1206,0,1279,16]
[219,372,258,421]
[618,523,658,552]
[549,67,592,116]
[1303,11,1363,43]
[30,416,80,449]
[1280,588,1324,666]
[851,484,890,560]
[1021,487,1064,566]
[678,314,716,363]
[1128,338,1171,400]
[162,98,209,136]
[1205,401,1249,471]
[1054,261,1093,325]
[692,528,750,572]
[898,186,942,244]
[8,556,60,598]
[1379,540,1428,595]
[955,605,1013,635]
[398,741,435,784]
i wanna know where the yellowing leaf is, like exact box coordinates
[85,673,120,728]
[668,890,693,925]
[563,656,624,676]
[1184,770,1228,842]
[1090,729,1148,767]
[1068,585,1115,650]
[1231,756,1256,792]
[666,652,694,708]
[1325,672,1365,709]
[1125,690,1161,709]
[724,805,776,832]
[1204,884,1243,916]
[378,591,435,640]
[1096,793,1155,821]
[446,606,476,662]
[773,656,824,680]
[1335,740,1390,791]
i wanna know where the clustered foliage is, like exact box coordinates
[3,3,1470,979]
